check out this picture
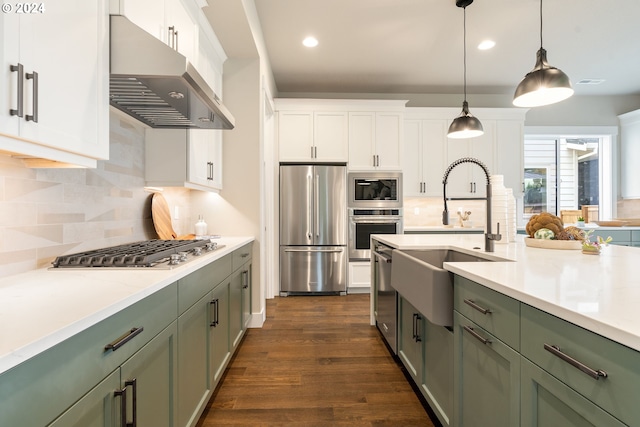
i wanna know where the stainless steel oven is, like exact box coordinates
[348,208,403,260]
[348,171,402,209]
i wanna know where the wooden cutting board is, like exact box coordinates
[151,193,178,240]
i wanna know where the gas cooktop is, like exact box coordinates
[51,239,223,269]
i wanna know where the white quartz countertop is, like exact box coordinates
[404,225,484,232]
[0,236,253,375]
[373,233,640,352]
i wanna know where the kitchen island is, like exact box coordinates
[372,233,640,427]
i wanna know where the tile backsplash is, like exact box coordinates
[0,114,191,278]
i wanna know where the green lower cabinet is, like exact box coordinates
[178,292,213,427]
[210,281,231,387]
[398,296,424,384]
[229,268,244,350]
[421,319,453,427]
[120,321,178,427]
[520,357,625,427]
[453,311,520,427]
[49,369,121,427]
[241,263,252,328]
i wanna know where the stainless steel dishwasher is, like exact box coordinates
[373,242,397,354]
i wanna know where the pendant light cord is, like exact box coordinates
[463,7,467,102]
[539,0,543,49]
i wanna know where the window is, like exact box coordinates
[522,135,612,225]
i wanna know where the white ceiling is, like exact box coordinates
[248,0,640,97]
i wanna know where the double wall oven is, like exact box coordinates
[348,172,403,261]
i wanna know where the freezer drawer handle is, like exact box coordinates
[284,248,343,253]
[9,63,24,117]
[104,327,144,352]
[463,325,491,345]
[544,343,608,380]
[464,299,492,315]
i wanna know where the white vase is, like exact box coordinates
[490,175,509,243]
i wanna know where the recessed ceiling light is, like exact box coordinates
[478,40,495,50]
[303,36,318,47]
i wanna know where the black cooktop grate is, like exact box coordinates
[52,240,209,268]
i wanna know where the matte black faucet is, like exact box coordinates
[442,157,502,252]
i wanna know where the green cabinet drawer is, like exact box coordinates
[632,230,640,244]
[232,242,253,271]
[0,282,177,427]
[521,304,640,426]
[178,254,232,314]
[454,275,520,350]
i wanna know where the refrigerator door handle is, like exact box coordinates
[284,248,344,253]
[307,173,313,241]
[315,174,320,238]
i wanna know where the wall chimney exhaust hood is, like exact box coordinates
[109,16,235,130]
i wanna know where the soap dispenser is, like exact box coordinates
[195,215,208,239]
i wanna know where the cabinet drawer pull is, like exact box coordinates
[104,327,144,352]
[463,325,491,345]
[543,343,608,380]
[241,252,250,258]
[464,299,492,315]
[10,63,24,117]
[242,270,249,289]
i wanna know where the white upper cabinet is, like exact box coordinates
[1,1,109,167]
[277,105,348,162]
[146,129,223,192]
[403,108,527,199]
[348,111,403,171]
[275,99,406,165]
[403,117,447,197]
[619,109,640,199]
[111,0,198,64]
[446,120,496,197]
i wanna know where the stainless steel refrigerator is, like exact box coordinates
[280,164,347,295]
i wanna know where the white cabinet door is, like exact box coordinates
[314,112,348,161]
[0,1,108,167]
[348,112,376,169]
[421,120,447,196]
[446,121,495,197]
[146,128,223,191]
[349,112,402,170]
[115,0,198,63]
[278,111,314,161]
[188,130,212,187]
[165,0,197,62]
[619,110,640,199]
[0,13,20,138]
[495,120,524,197]
[375,112,402,170]
[403,120,423,196]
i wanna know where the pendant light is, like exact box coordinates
[513,0,573,107]
[448,0,483,139]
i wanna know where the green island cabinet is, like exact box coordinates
[398,295,453,426]
[0,242,253,427]
[453,275,640,427]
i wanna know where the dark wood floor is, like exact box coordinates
[196,294,437,427]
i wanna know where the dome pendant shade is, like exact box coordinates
[513,48,573,107]
[447,101,484,139]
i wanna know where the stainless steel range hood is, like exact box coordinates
[109,15,235,130]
